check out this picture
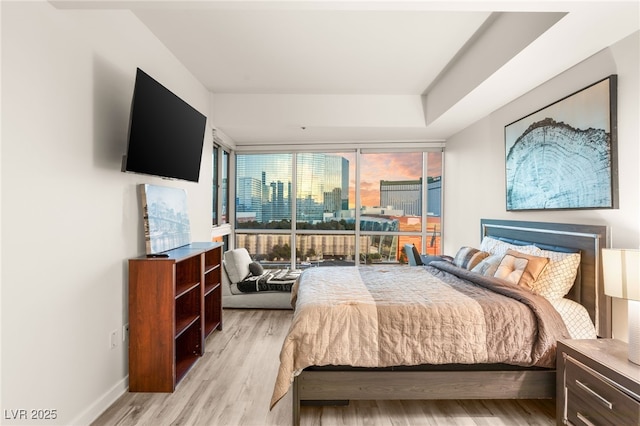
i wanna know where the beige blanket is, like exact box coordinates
[270,262,570,408]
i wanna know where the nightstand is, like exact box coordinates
[557,339,640,426]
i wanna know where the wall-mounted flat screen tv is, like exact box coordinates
[123,68,207,183]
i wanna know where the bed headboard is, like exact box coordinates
[480,219,610,338]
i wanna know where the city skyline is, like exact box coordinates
[236,152,442,212]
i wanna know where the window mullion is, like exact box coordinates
[422,152,428,254]
[355,149,361,266]
[212,144,219,227]
[291,153,297,269]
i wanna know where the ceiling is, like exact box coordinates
[53,1,640,147]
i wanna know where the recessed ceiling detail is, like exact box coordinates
[52,1,640,145]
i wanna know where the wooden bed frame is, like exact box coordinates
[290,219,610,425]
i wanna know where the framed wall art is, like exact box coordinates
[140,184,192,254]
[505,75,618,211]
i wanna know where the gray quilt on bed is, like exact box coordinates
[270,262,570,408]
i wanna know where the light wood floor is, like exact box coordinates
[93,309,556,426]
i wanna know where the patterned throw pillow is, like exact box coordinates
[470,254,503,276]
[494,249,549,289]
[453,247,490,270]
[530,249,581,300]
[494,252,529,284]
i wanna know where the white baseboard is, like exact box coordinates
[70,375,129,425]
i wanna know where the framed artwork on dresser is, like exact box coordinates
[139,184,192,254]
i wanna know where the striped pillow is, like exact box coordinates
[471,254,503,276]
[453,247,490,270]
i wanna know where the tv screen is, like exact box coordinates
[123,68,207,183]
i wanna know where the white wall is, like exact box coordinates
[1,2,213,424]
[443,31,640,341]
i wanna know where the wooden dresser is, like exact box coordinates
[557,339,640,426]
[128,242,223,392]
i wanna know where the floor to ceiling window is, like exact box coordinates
[235,149,442,268]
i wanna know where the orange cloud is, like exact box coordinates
[344,152,442,208]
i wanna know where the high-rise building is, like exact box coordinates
[379,177,441,216]
[297,153,350,223]
[237,177,263,218]
[341,157,349,209]
[380,179,422,216]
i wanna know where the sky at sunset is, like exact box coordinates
[351,152,442,208]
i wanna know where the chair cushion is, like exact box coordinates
[224,248,253,284]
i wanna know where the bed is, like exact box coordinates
[270,219,610,425]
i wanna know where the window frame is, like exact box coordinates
[212,131,232,247]
[212,143,230,227]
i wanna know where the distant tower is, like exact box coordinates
[380,178,422,215]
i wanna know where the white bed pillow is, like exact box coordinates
[223,248,253,284]
[529,249,581,300]
[479,236,538,257]
[550,298,597,339]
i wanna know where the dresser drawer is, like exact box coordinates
[565,356,640,426]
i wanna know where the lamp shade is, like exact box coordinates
[602,248,640,301]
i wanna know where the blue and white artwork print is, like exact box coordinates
[140,184,192,254]
[505,76,617,211]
